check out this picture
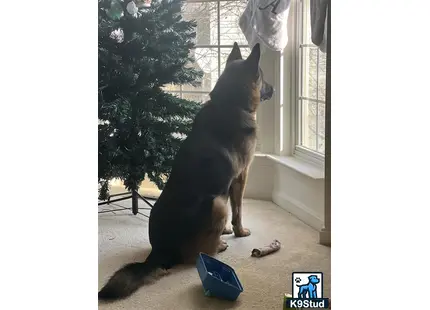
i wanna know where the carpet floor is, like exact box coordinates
[98,199,331,310]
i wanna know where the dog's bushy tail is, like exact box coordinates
[98,251,160,301]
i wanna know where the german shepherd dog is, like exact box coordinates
[98,42,274,301]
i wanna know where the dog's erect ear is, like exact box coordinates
[245,43,261,74]
[226,42,242,64]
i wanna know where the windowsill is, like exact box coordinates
[254,153,325,179]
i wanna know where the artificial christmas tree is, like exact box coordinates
[98,0,203,213]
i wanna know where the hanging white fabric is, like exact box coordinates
[239,0,292,52]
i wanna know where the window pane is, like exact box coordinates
[183,48,219,92]
[182,1,218,45]
[300,99,317,151]
[297,0,326,156]
[182,92,210,104]
[317,103,325,153]
[318,50,327,101]
[219,0,248,45]
[301,46,318,99]
[220,47,250,73]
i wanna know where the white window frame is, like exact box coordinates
[164,0,328,166]
[292,0,325,166]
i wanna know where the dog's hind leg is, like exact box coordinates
[229,167,251,237]
[217,239,229,252]
[184,196,229,262]
[210,196,229,253]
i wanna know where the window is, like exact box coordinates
[163,0,250,103]
[295,0,327,160]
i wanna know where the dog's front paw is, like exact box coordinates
[217,239,229,252]
[233,226,251,237]
[222,227,233,235]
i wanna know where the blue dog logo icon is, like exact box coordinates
[288,272,329,308]
[296,274,320,299]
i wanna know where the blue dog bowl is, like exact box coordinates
[196,252,244,301]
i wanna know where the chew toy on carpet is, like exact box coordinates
[251,239,281,257]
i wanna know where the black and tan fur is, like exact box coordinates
[98,42,274,301]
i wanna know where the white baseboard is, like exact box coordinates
[272,191,324,231]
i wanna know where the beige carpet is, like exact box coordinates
[98,199,331,310]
